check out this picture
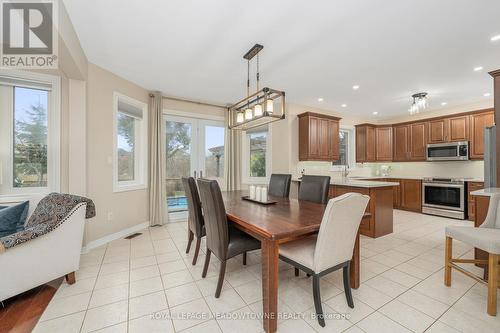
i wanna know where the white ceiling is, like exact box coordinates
[63,0,500,118]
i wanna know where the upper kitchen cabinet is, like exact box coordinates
[298,112,341,161]
[355,124,376,162]
[376,126,393,161]
[409,122,428,160]
[428,115,469,143]
[428,118,447,143]
[393,124,410,161]
[469,110,495,159]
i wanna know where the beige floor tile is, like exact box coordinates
[195,275,232,296]
[53,277,96,299]
[92,322,127,332]
[130,276,164,298]
[33,311,85,333]
[350,284,392,309]
[425,321,462,333]
[396,289,449,319]
[94,271,129,290]
[129,291,169,320]
[205,288,247,314]
[170,298,212,331]
[89,284,129,308]
[40,291,92,321]
[99,261,130,276]
[159,259,188,275]
[301,303,353,332]
[178,319,222,333]
[130,264,161,282]
[440,307,500,333]
[128,313,175,332]
[216,306,264,333]
[325,294,374,324]
[165,282,203,307]
[81,300,128,333]
[357,311,411,333]
[379,299,434,332]
[364,275,408,298]
[379,269,421,288]
[234,280,263,304]
[130,255,157,269]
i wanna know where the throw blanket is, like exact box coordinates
[0,193,96,253]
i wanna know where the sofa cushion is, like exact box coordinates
[0,201,29,237]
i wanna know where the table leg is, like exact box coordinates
[261,239,279,333]
[350,231,360,289]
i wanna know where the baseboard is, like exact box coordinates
[81,221,149,254]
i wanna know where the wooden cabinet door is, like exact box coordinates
[393,124,409,161]
[329,119,340,160]
[366,126,376,162]
[376,126,393,161]
[448,115,469,142]
[467,181,484,220]
[356,126,367,162]
[409,122,427,160]
[470,111,495,159]
[386,178,401,208]
[308,117,319,158]
[401,179,422,212]
[318,118,330,159]
[428,119,447,143]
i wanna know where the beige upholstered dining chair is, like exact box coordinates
[279,192,370,327]
[445,193,500,316]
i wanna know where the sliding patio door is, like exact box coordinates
[164,114,225,219]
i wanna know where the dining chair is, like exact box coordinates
[181,177,205,265]
[196,178,261,298]
[279,192,369,327]
[298,175,331,204]
[444,193,500,316]
[268,174,292,198]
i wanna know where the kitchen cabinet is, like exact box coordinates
[469,111,495,159]
[376,126,393,161]
[298,112,341,161]
[409,122,427,160]
[393,124,410,161]
[428,115,469,143]
[428,119,447,143]
[355,124,376,162]
[386,178,401,208]
[400,179,422,212]
[467,181,484,221]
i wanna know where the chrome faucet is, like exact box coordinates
[342,164,350,178]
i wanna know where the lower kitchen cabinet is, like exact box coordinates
[467,181,484,220]
[400,179,422,212]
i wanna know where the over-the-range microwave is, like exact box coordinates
[426,141,469,161]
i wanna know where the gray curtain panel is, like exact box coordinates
[149,92,167,225]
[224,110,242,191]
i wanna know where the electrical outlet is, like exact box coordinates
[107,212,113,221]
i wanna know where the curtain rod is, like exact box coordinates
[149,93,227,109]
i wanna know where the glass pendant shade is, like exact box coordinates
[254,104,263,117]
[245,108,253,120]
[236,112,244,123]
[266,99,273,114]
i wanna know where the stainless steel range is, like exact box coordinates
[422,177,466,219]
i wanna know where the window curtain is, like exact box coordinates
[149,92,167,225]
[224,110,242,191]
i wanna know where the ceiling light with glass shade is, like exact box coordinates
[228,44,285,130]
[408,92,428,115]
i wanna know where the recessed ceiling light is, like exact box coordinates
[372,111,378,115]
[352,85,360,90]
[484,93,491,97]
[341,104,347,108]
[317,97,324,102]
[474,66,483,72]
[441,102,448,106]
[491,35,500,41]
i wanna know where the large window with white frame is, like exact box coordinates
[0,71,60,199]
[242,125,272,184]
[113,92,148,192]
[332,127,355,168]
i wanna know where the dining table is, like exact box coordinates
[221,190,361,333]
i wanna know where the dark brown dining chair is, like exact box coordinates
[182,177,205,265]
[196,178,261,298]
[268,174,292,198]
[298,175,331,204]
[280,193,370,327]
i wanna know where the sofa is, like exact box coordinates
[0,193,95,302]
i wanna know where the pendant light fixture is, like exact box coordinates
[228,44,285,130]
[409,92,428,115]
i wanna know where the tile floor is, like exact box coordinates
[33,210,500,333]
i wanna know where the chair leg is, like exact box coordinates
[312,275,325,327]
[487,253,498,316]
[202,249,211,278]
[444,236,452,287]
[65,272,76,285]
[343,264,354,308]
[294,268,299,276]
[192,237,201,265]
[243,252,247,265]
[186,230,194,254]
[215,260,227,298]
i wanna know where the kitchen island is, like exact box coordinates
[292,178,399,238]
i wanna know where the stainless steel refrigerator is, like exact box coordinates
[484,125,496,188]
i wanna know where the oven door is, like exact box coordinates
[422,183,464,211]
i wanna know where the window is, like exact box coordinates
[242,126,271,184]
[0,71,60,198]
[113,93,148,192]
[333,127,355,168]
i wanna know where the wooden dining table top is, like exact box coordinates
[220,190,327,241]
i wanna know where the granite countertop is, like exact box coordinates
[470,188,500,197]
[292,178,399,188]
[349,176,485,182]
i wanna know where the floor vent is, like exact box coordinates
[124,233,142,239]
